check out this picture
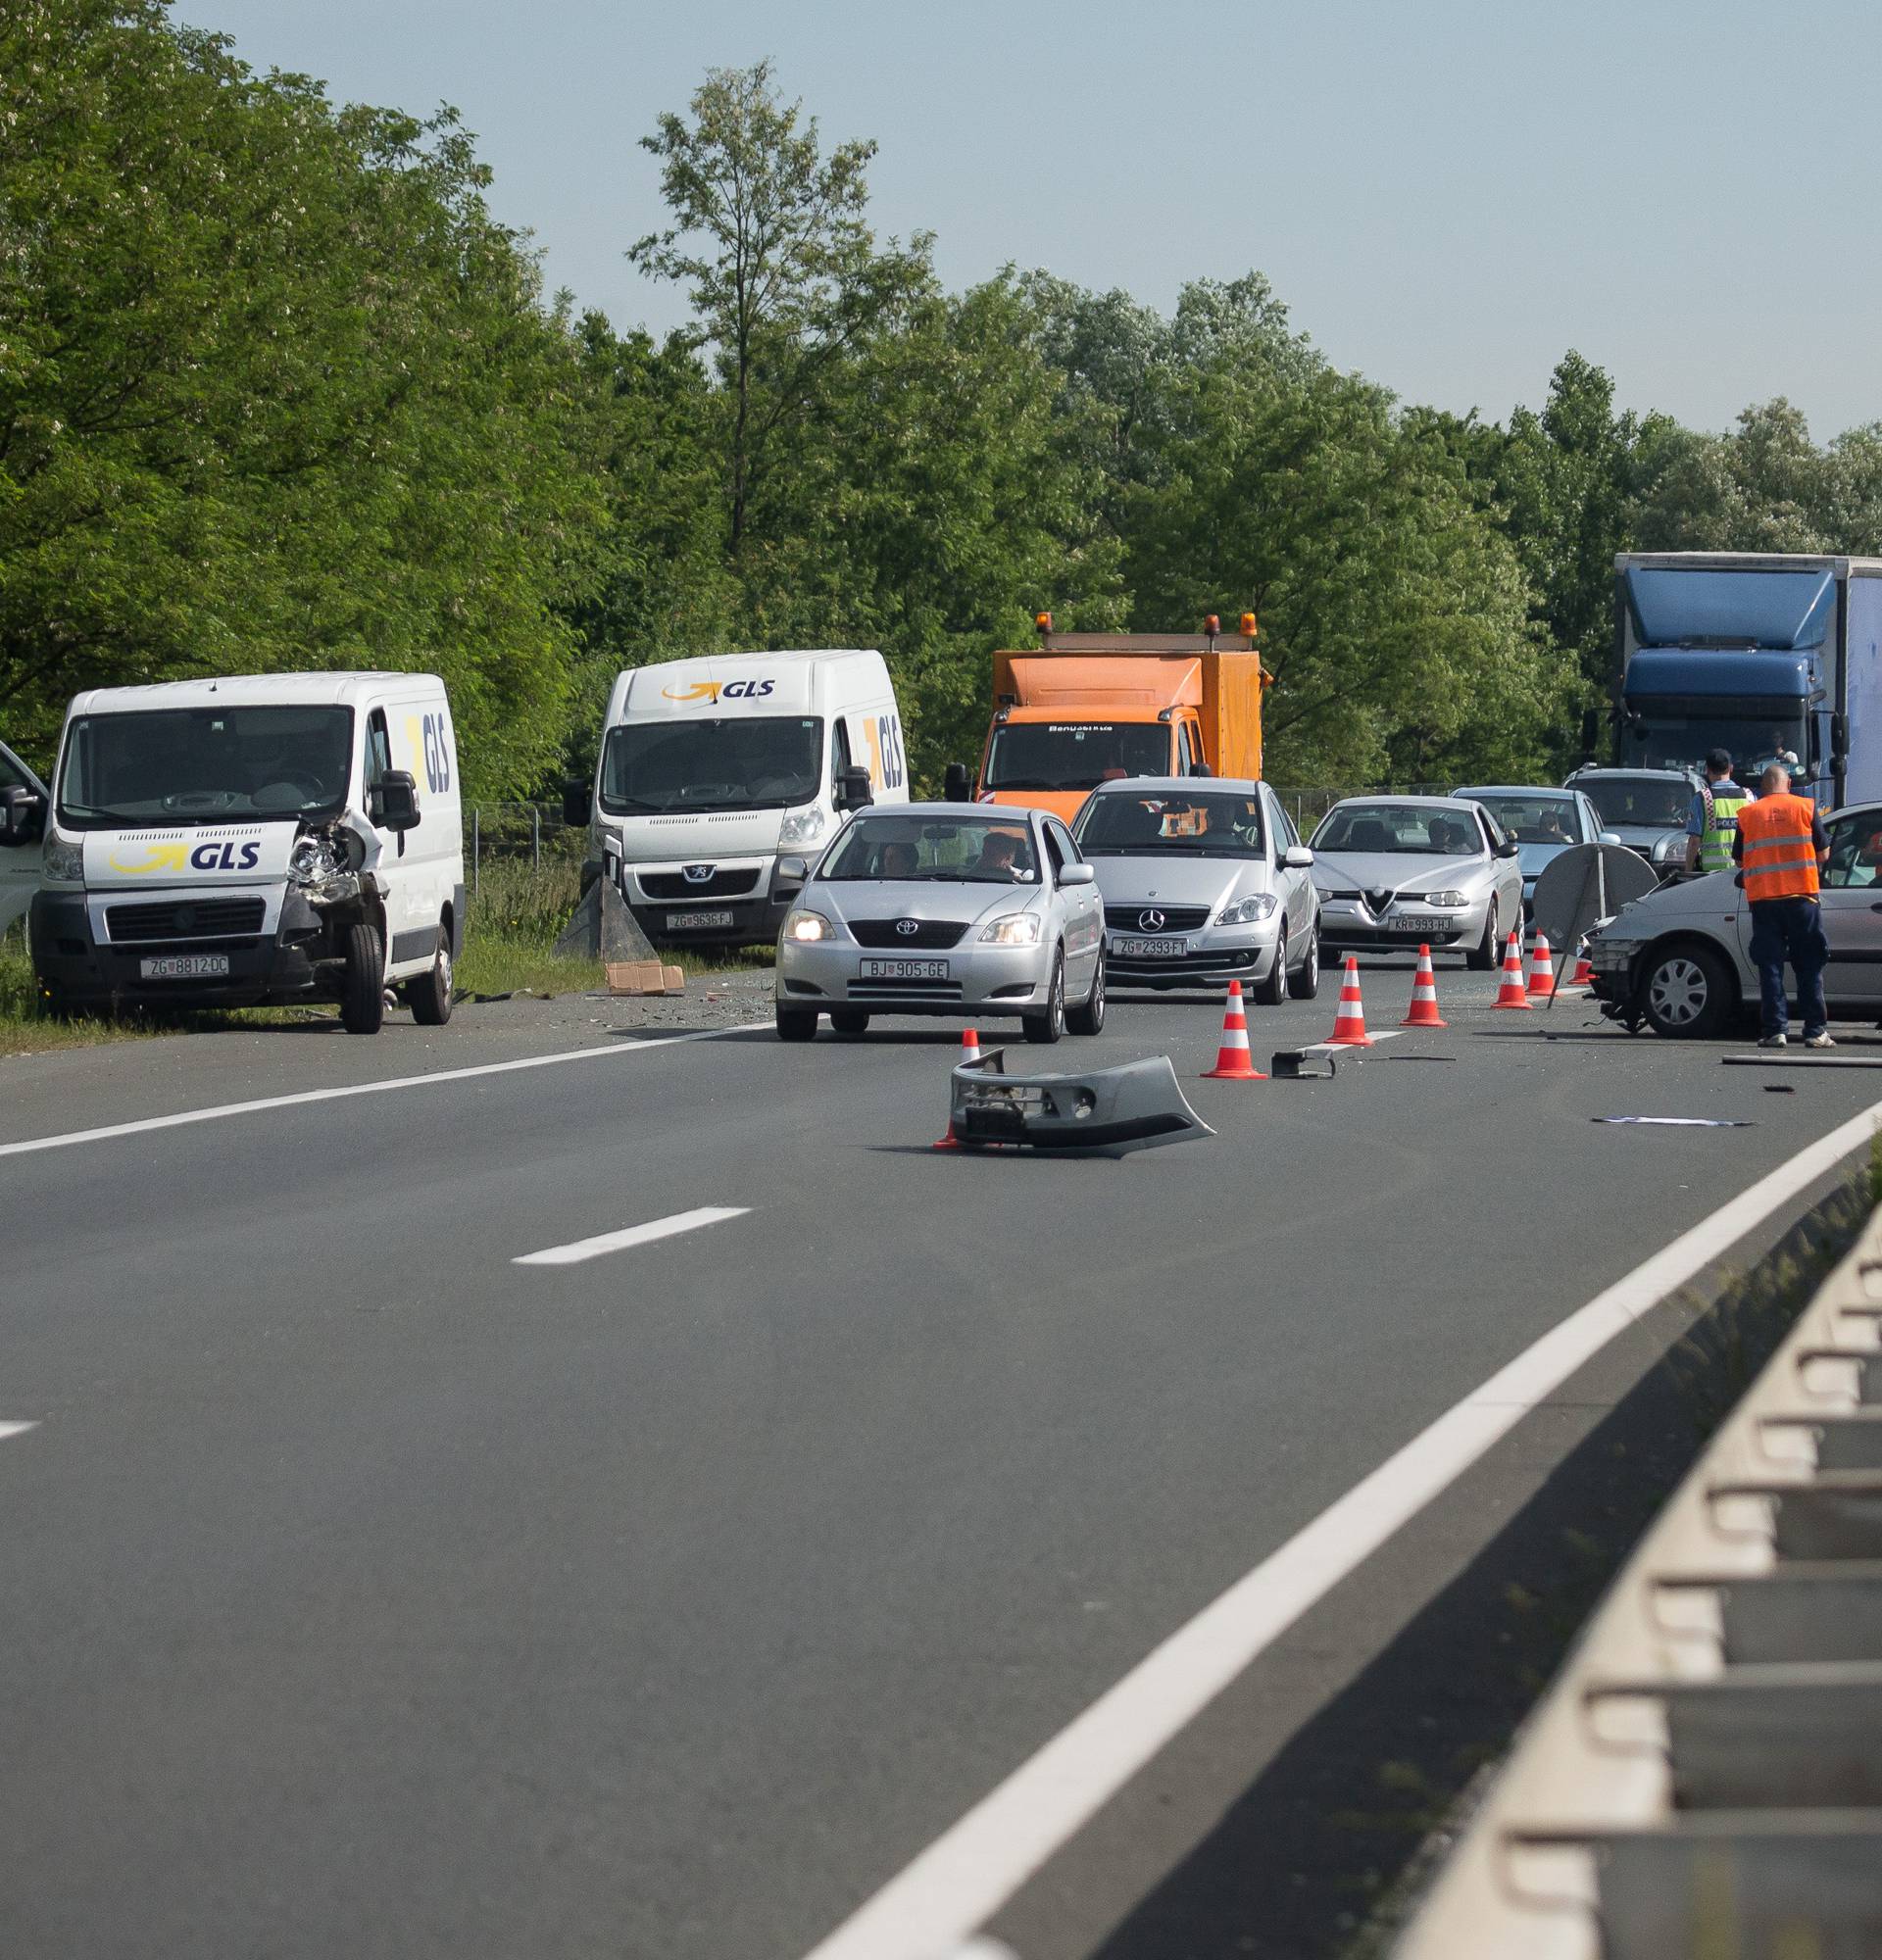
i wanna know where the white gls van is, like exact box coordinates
[0,672,465,1034]
[567,649,909,947]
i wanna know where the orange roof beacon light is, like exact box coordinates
[1240,611,1258,639]
[1203,613,1220,637]
[1035,611,1053,641]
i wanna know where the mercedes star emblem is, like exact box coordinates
[1139,908,1166,931]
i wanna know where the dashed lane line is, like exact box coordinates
[513,1205,750,1267]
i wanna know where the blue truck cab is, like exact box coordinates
[1611,553,1882,810]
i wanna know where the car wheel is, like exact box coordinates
[1067,945,1107,1035]
[1024,948,1066,1044]
[1465,902,1498,971]
[407,926,455,1025]
[1640,941,1735,1040]
[1289,918,1320,1001]
[830,1007,870,1036]
[1253,919,1287,1005]
[775,1005,818,1042]
[340,921,386,1035]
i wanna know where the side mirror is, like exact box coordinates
[563,778,592,828]
[1058,861,1096,887]
[1281,845,1314,868]
[943,761,972,802]
[1495,838,1520,858]
[0,785,45,848]
[1579,707,1601,760]
[368,770,421,833]
[833,765,873,813]
[1598,830,1622,847]
[775,854,810,898]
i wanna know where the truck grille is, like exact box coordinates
[107,897,267,942]
[851,919,969,950]
[639,867,761,900]
[1104,904,1212,932]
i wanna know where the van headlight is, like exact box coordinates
[288,834,341,888]
[785,907,835,943]
[42,831,83,887]
[1216,893,1278,925]
[778,807,826,848]
[1422,891,1468,907]
[979,911,1042,945]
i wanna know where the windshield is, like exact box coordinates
[1461,794,1580,845]
[600,715,823,815]
[983,722,1171,793]
[1574,776,1692,829]
[1074,790,1265,858]
[1312,804,1484,857]
[1621,709,1807,785]
[57,707,353,828]
[821,814,1038,884]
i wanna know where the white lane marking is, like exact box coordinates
[0,1024,769,1161]
[0,1422,37,1443]
[801,1096,1882,1960]
[513,1205,749,1267]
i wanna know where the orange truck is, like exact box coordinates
[946,615,1268,824]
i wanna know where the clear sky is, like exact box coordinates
[173,0,1878,438]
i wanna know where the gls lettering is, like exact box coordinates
[720,678,775,700]
[421,711,453,795]
[189,841,261,871]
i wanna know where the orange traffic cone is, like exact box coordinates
[1327,956,1374,1047]
[1570,939,1595,986]
[1203,981,1265,1079]
[1402,944,1447,1028]
[1527,931,1557,1000]
[933,1028,985,1149]
[1494,931,1531,1009]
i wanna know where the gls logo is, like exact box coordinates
[660,678,777,704]
[108,839,260,874]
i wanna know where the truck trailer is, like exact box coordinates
[1610,552,1882,808]
[952,616,1268,825]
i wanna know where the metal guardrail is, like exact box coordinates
[1394,1211,1882,1960]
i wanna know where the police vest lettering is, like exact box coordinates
[1738,793,1820,903]
[1700,787,1748,873]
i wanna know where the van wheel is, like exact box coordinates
[407,927,454,1026]
[1067,946,1107,1035]
[1024,949,1066,1044]
[830,1008,870,1036]
[340,922,386,1035]
[776,1006,818,1042]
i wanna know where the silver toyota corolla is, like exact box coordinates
[1069,776,1322,1001]
[1311,795,1524,967]
[772,803,1106,1043]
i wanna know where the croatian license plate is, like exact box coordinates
[860,957,949,981]
[1392,915,1446,935]
[139,954,229,980]
[667,909,735,930]
[1114,937,1187,958]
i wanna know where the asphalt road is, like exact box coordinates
[3,961,1879,1960]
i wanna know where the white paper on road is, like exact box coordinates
[1595,1115,1755,1127]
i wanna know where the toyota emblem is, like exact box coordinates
[1138,907,1166,931]
[895,918,919,937]
[682,863,714,885]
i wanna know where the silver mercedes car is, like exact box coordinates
[1069,776,1321,1000]
[772,803,1106,1043]
[1311,796,1523,967]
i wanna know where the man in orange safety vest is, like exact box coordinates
[1732,762,1832,1049]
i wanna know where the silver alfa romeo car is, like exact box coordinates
[1069,776,1322,1000]
[772,804,1106,1043]
[1311,796,1524,967]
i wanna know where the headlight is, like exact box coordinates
[1421,891,1468,907]
[778,807,826,848]
[784,907,834,943]
[288,834,340,888]
[979,911,1042,946]
[1216,893,1278,925]
[42,831,83,886]
[1652,833,1685,863]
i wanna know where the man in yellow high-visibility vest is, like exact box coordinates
[1733,763,1832,1049]
[1685,748,1749,875]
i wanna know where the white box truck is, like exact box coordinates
[0,672,464,1034]
[567,649,909,947]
